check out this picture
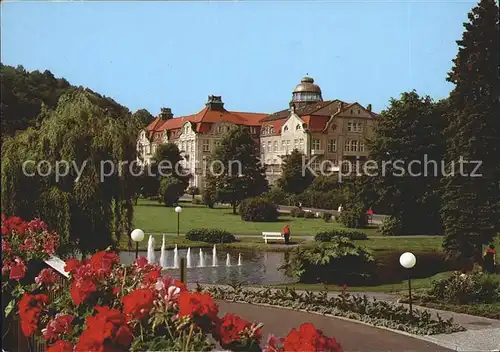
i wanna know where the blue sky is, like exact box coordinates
[1,0,474,116]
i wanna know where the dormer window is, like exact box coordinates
[284,126,289,132]
[296,124,301,130]
[217,125,224,133]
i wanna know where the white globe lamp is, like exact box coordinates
[131,229,144,258]
[175,206,182,236]
[399,252,416,319]
[175,206,182,213]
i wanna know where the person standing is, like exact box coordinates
[337,204,343,213]
[484,245,497,274]
[283,224,291,245]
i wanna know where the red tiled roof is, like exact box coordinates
[302,115,330,132]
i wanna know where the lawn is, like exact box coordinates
[133,199,380,236]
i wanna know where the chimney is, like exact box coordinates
[206,95,224,110]
[338,102,344,112]
[367,104,372,112]
[159,107,173,120]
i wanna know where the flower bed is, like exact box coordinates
[13,249,343,352]
[201,285,465,335]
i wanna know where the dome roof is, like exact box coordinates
[293,77,322,93]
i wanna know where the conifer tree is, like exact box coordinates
[441,0,500,260]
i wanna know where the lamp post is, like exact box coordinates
[131,229,145,259]
[399,252,416,319]
[175,206,182,236]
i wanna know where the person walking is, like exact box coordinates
[337,204,343,213]
[483,245,497,274]
[282,224,291,245]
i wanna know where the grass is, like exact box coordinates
[133,199,379,236]
[268,271,454,293]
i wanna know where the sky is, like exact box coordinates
[1,0,475,117]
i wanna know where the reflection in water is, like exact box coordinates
[119,248,295,285]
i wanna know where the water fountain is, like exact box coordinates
[226,253,231,267]
[147,235,156,264]
[198,249,205,267]
[238,253,242,266]
[159,234,168,268]
[212,244,218,267]
[173,245,179,269]
[186,247,192,268]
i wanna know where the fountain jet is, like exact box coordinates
[199,248,205,267]
[173,245,179,269]
[212,244,218,267]
[147,235,156,264]
[159,234,168,268]
[226,253,231,267]
[186,247,192,268]
[238,253,242,266]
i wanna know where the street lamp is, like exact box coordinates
[131,229,145,259]
[400,252,417,319]
[175,206,182,236]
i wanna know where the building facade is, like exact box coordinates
[138,77,378,190]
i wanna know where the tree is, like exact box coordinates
[211,126,268,214]
[339,176,368,228]
[441,0,500,261]
[133,109,155,127]
[152,143,189,206]
[277,149,314,194]
[187,186,200,200]
[1,88,140,254]
[366,91,445,235]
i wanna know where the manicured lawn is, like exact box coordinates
[270,271,454,293]
[133,199,379,236]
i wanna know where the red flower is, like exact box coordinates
[43,314,74,341]
[35,268,58,286]
[178,291,219,321]
[114,325,134,347]
[18,293,49,337]
[121,288,155,320]
[70,278,97,305]
[143,269,161,285]
[9,257,27,280]
[64,259,81,273]
[134,257,148,269]
[283,323,342,352]
[90,251,119,275]
[215,313,261,347]
[46,340,74,352]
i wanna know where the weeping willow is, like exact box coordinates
[1,88,141,254]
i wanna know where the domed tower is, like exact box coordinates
[291,77,323,106]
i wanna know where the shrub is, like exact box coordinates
[379,216,403,236]
[339,204,368,229]
[202,187,216,209]
[321,212,333,222]
[426,270,500,305]
[192,198,202,205]
[187,186,200,199]
[261,187,288,205]
[315,230,368,242]
[185,228,236,243]
[304,211,315,219]
[290,207,305,218]
[239,197,279,222]
[159,176,187,207]
[281,238,374,285]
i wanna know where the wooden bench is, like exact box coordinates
[262,232,289,244]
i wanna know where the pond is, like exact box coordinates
[119,246,296,286]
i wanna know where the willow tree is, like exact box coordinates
[1,88,141,254]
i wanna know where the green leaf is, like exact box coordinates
[4,299,16,317]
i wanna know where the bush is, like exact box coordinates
[281,238,374,285]
[202,187,216,208]
[192,198,201,205]
[321,212,333,222]
[159,176,187,207]
[239,197,279,222]
[426,270,500,305]
[379,216,403,236]
[315,230,368,242]
[185,228,236,243]
[290,207,305,218]
[262,187,288,205]
[304,211,315,219]
[187,186,200,199]
[339,205,368,229]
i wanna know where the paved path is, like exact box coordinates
[218,301,451,351]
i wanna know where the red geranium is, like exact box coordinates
[35,268,58,286]
[121,288,155,320]
[143,269,161,285]
[283,323,342,352]
[9,257,27,280]
[18,293,49,337]
[70,278,97,305]
[178,291,219,321]
[90,250,120,276]
[64,259,81,274]
[46,340,74,352]
[215,313,262,347]
[43,314,74,341]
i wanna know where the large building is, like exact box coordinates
[138,77,377,190]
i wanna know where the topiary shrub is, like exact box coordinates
[315,230,368,242]
[290,207,305,218]
[304,211,316,219]
[379,216,403,236]
[185,228,236,243]
[339,205,368,228]
[321,212,333,222]
[239,197,279,222]
[159,176,187,207]
[281,238,374,285]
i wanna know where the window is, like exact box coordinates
[327,139,337,152]
[281,140,286,151]
[296,124,301,130]
[215,141,221,149]
[267,141,272,152]
[146,145,151,155]
[312,159,321,170]
[359,141,365,152]
[344,140,350,152]
[294,139,298,149]
[217,125,224,133]
[286,140,291,149]
[152,145,157,155]
[181,142,186,151]
[202,140,210,152]
[347,121,363,132]
[273,141,278,152]
[312,139,321,150]
[351,140,358,152]
[261,142,266,152]
[284,126,289,132]
[299,139,304,150]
